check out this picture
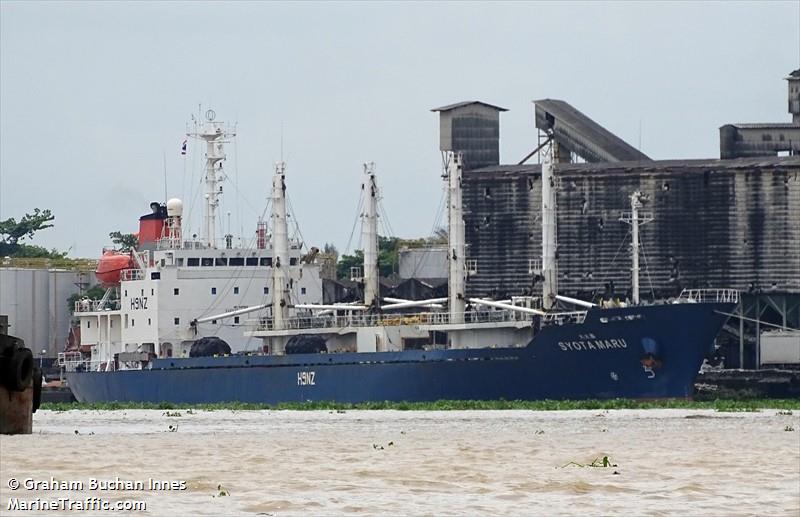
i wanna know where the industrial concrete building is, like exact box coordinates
[533,99,650,163]
[719,69,800,159]
[435,71,800,368]
[0,267,95,359]
[431,101,507,171]
[463,158,799,301]
[398,246,447,279]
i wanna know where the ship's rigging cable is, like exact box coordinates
[216,161,262,223]
[285,195,324,296]
[638,237,657,301]
[594,229,632,301]
[193,187,317,332]
[233,136,242,242]
[429,185,447,241]
[184,136,202,239]
[342,192,365,257]
[181,142,188,208]
[194,230,261,320]
[402,184,448,281]
[441,150,450,174]
[286,195,307,252]
[258,198,273,234]
[378,200,396,240]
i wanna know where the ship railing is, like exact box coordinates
[181,240,210,250]
[543,310,588,325]
[420,310,535,325]
[74,298,122,312]
[58,352,108,373]
[677,289,740,304]
[249,309,537,332]
[155,237,183,250]
[58,351,81,367]
[120,268,144,281]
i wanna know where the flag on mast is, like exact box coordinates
[181,139,188,155]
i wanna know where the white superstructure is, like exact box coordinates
[361,162,380,310]
[541,160,557,310]
[70,111,323,371]
[187,109,234,248]
[446,152,466,324]
[620,191,653,305]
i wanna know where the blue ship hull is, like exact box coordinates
[66,302,734,403]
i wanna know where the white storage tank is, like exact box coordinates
[760,330,800,367]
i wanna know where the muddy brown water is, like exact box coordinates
[1,409,798,516]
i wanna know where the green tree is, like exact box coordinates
[109,231,138,252]
[337,249,364,280]
[10,244,67,259]
[377,236,400,278]
[0,208,58,256]
[336,236,401,280]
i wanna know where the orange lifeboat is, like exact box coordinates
[95,250,134,287]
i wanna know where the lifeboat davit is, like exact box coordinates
[95,251,134,287]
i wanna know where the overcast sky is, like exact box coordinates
[1,1,798,258]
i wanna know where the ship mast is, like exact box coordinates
[271,162,289,331]
[361,162,380,310]
[620,191,652,305]
[446,152,466,324]
[187,109,234,248]
[541,153,558,310]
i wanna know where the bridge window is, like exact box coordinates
[215,257,227,266]
[187,258,200,267]
[229,257,244,266]
[260,257,272,266]
[202,257,214,266]
[246,257,259,266]
[290,258,298,266]
[151,272,160,280]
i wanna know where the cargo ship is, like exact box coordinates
[62,109,737,403]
